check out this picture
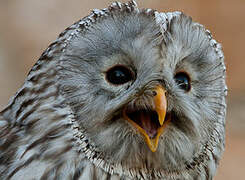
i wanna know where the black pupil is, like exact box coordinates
[174,72,191,91]
[106,66,133,85]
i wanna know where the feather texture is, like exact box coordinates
[0,1,226,179]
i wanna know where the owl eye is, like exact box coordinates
[106,65,134,85]
[174,72,191,92]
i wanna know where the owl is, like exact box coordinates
[0,1,227,179]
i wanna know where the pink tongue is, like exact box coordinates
[139,112,158,139]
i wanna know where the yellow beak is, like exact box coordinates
[123,85,170,152]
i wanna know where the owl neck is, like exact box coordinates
[70,110,218,179]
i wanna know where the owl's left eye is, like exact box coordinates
[174,72,191,92]
[105,65,134,85]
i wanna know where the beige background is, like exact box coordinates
[0,0,244,179]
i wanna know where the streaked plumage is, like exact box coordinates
[0,1,227,179]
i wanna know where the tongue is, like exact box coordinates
[139,111,158,139]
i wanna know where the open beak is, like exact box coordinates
[123,85,170,152]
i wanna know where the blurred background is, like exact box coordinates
[0,0,244,179]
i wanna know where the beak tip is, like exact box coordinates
[159,118,164,126]
[159,114,165,126]
[152,147,158,152]
[149,144,158,152]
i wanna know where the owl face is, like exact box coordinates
[57,1,226,174]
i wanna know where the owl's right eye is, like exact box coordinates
[105,65,134,85]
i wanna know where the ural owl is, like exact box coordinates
[0,1,227,179]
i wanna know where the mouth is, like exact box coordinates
[123,85,171,152]
[126,109,170,138]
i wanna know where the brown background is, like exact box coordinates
[0,0,244,179]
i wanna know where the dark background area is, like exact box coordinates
[0,0,244,179]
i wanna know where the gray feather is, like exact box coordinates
[0,1,226,179]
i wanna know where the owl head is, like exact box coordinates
[35,0,227,178]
